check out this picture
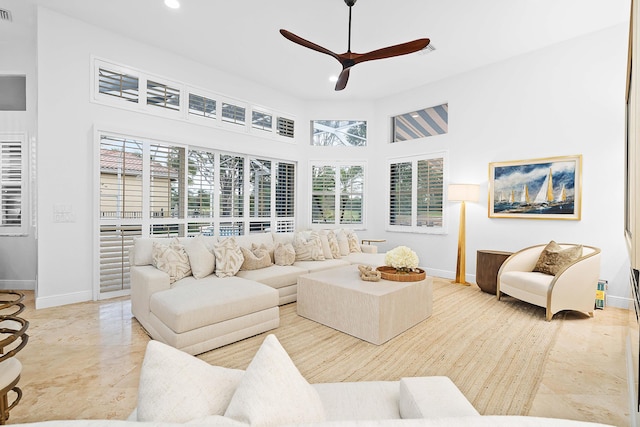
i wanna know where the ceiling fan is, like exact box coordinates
[280,0,430,91]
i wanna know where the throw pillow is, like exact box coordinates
[293,231,325,261]
[213,237,244,278]
[252,242,275,263]
[345,229,362,253]
[151,240,192,284]
[326,230,341,258]
[533,240,583,276]
[274,242,296,266]
[318,230,334,260]
[137,340,244,423]
[183,237,215,279]
[240,246,272,271]
[224,334,325,427]
[335,229,350,256]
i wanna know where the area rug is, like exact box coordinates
[199,277,563,416]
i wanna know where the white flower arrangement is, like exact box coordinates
[384,246,419,273]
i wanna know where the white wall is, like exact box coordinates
[367,23,630,307]
[0,0,37,291]
[35,6,631,308]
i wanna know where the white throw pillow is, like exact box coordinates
[151,240,192,284]
[293,231,325,261]
[137,340,244,423]
[184,237,216,279]
[224,335,325,427]
[213,237,244,278]
[274,242,296,266]
[335,229,350,256]
[318,230,334,260]
[345,229,362,253]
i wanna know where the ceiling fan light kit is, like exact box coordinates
[280,0,430,91]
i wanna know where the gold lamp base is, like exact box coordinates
[453,200,469,286]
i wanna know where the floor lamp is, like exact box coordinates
[448,184,480,285]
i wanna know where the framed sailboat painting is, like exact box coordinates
[488,155,582,220]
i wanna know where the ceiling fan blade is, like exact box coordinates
[279,29,340,62]
[354,38,431,65]
[335,68,351,91]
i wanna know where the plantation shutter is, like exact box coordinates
[339,165,363,225]
[389,162,413,226]
[276,162,295,232]
[98,68,139,103]
[188,93,216,119]
[417,158,444,227]
[147,80,180,111]
[99,225,141,293]
[150,144,185,219]
[277,117,295,138]
[187,150,215,218]
[220,154,244,221]
[0,136,24,233]
[311,165,336,224]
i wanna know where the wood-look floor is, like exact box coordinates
[6,287,635,426]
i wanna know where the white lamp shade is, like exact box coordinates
[448,184,480,202]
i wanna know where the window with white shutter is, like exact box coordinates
[388,152,446,233]
[188,93,216,119]
[252,111,273,132]
[219,155,244,218]
[98,68,139,103]
[276,162,295,232]
[277,117,295,139]
[221,103,246,126]
[147,80,180,111]
[311,162,364,226]
[150,144,185,219]
[0,134,26,235]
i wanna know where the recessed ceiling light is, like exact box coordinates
[329,76,338,83]
[164,0,180,9]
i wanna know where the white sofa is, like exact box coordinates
[10,335,613,427]
[130,230,386,355]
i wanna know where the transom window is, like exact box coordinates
[311,120,367,146]
[392,103,448,142]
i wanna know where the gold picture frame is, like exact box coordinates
[488,155,582,220]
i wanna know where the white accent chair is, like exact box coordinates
[496,243,601,321]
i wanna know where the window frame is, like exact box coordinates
[309,160,366,229]
[386,152,448,234]
[0,133,28,236]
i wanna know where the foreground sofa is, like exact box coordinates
[130,230,386,355]
[12,335,613,427]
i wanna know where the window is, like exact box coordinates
[388,153,445,233]
[147,80,180,111]
[0,134,26,235]
[311,120,367,146]
[252,111,273,132]
[277,117,295,139]
[221,102,246,126]
[392,103,448,142]
[311,162,364,226]
[188,93,216,119]
[97,132,297,297]
[98,68,139,103]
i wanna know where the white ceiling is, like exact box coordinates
[0,0,631,101]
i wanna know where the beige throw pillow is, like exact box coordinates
[274,242,296,266]
[137,340,244,423]
[326,230,341,258]
[224,335,325,427]
[152,240,192,284]
[533,240,583,276]
[293,231,325,261]
[213,237,244,278]
[183,237,215,279]
[318,231,334,260]
[240,246,272,271]
[252,242,275,263]
[335,229,350,256]
[345,229,362,253]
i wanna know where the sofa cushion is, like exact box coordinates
[274,242,296,266]
[499,271,554,297]
[294,231,325,261]
[399,377,479,419]
[533,241,583,276]
[184,237,216,279]
[294,258,350,273]
[225,334,325,427]
[240,246,272,271]
[214,237,244,278]
[236,264,307,289]
[150,278,278,334]
[152,241,192,284]
[137,340,244,423]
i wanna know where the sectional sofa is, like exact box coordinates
[130,229,387,355]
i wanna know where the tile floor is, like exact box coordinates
[6,291,636,426]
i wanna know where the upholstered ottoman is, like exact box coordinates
[145,277,279,355]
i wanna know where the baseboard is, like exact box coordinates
[36,290,93,309]
[607,295,633,310]
[0,280,35,291]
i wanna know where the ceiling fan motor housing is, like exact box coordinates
[345,0,357,7]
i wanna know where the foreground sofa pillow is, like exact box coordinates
[137,340,244,423]
[224,334,325,427]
